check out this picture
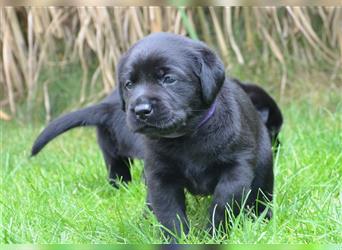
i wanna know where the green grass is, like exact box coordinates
[1,65,341,243]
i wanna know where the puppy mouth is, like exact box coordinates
[132,117,186,136]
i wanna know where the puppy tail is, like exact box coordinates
[31,103,113,156]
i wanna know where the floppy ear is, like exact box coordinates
[194,47,226,105]
[116,54,127,112]
[118,83,126,112]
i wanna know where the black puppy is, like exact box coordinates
[31,82,282,186]
[32,33,282,239]
[233,79,283,149]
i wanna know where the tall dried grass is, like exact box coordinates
[1,7,341,117]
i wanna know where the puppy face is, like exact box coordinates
[117,33,225,137]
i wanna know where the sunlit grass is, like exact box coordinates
[1,98,341,243]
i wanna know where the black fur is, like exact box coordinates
[233,79,283,149]
[31,33,283,240]
[31,102,114,156]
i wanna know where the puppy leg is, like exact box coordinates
[252,162,274,220]
[104,155,131,187]
[208,163,254,230]
[146,173,188,240]
[97,127,131,187]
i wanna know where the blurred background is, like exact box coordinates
[1,7,342,244]
[1,6,341,123]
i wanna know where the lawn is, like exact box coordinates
[1,78,341,243]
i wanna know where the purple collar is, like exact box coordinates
[196,100,217,129]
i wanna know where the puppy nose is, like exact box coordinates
[134,103,153,120]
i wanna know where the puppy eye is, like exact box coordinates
[163,75,176,85]
[125,80,134,90]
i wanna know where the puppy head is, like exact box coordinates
[117,33,225,137]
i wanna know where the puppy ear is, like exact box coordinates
[195,47,225,105]
[116,54,127,112]
[118,84,126,112]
